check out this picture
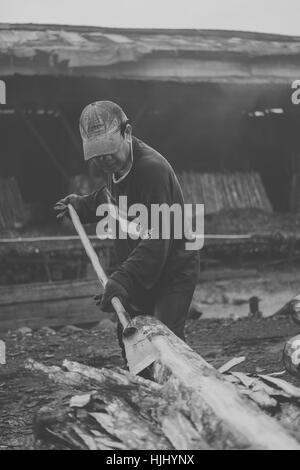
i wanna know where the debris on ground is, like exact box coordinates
[1,270,300,449]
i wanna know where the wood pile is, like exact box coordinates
[69,172,273,215]
[0,177,26,230]
[203,232,300,264]
[28,317,300,450]
[178,172,273,214]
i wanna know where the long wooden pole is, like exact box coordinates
[67,204,131,331]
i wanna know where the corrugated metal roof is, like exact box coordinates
[0,28,145,67]
[1,24,300,64]
[1,23,300,80]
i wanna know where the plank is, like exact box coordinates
[0,279,105,331]
[0,296,102,332]
[0,279,100,305]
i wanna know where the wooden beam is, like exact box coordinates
[0,279,103,332]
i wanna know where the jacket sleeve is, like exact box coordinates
[111,163,174,294]
[75,185,114,224]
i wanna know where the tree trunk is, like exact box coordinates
[130,315,300,450]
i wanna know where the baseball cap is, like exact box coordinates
[79,101,129,161]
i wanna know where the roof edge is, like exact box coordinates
[0,22,300,42]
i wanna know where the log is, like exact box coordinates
[27,359,210,450]
[130,316,300,450]
[271,292,300,324]
[27,317,300,450]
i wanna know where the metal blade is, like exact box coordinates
[123,332,159,375]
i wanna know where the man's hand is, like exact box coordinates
[53,194,82,219]
[94,293,114,313]
[99,278,129,312]
[95,290,142,316]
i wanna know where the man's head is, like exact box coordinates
[79,101,132,175]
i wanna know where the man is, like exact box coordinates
[55,101,199,343]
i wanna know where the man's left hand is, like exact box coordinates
[99,278,129,312]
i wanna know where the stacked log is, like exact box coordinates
[178,172,273,214]
[29,317,300,450]
[27,359,196,450]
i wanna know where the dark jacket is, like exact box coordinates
[76,137,199,312]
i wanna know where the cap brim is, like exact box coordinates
[83,133,122,161]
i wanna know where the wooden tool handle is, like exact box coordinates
[110,297,131,330]
[67,204,130,330]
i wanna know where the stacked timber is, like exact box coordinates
[178,172,273,214]
[0,177,26,230]
[29,317,300,450]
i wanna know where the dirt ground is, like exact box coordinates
[194,266,300,319]
[1,267,300,450]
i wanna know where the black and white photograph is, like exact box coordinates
[1,0,300,453]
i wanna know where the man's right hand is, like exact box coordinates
[53,194,82,219]
[94,281,142,317]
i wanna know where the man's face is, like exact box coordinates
[89,136,130,175]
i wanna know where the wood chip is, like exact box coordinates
[70,393,93,409]
[218,357,246,374]
[258,374,300,399]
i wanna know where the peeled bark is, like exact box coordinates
[27,316,300,450]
